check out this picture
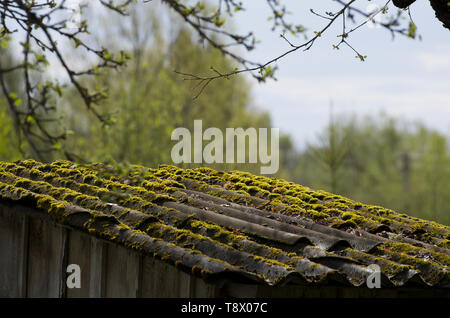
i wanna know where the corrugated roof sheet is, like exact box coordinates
[0,159,449,288]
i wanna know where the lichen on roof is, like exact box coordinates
[0,159,449,288]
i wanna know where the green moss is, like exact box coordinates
[5,160,448,244]
[305,210,330,220]
[437,240,450,249]
[248,254,295,269]
[14,179,33,188]
[343,248,413,277]
[325,201,349,210]
[331,219,357,229]
[324,208,342,216]
[2,159,450,287]
[381,241,450,266]
[354,203,363,210]
[188,219,247,241]
[341,212,364,224]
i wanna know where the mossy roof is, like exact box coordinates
[0,159,449,288]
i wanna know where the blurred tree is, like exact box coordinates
[0,105,22,161]
[294,114,450,225]
[411,128,450,223]
[0,2,448,225]
[61,7,290,177]
[0,47,26,161]
[0,1,422,158]
[308,107,354,193]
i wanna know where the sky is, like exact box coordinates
[228,0,450,148]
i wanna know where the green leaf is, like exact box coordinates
[26,115,35,124]
[213,17,226,27]
[407,22,417,39]
[52,141,62,150]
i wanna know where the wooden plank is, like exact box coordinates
[140,256,192,298]
[190,276,219,298]
[140,256,220,298]
[58,228,69,298]
[65,230,107,297]
[26,218,66,298]
[89,237,106,297]
[0,206,28,297]
[103,243,141,298]
[66,230,92,298]
[222,282,257,298]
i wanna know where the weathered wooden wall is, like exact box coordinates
[1,203,449,298]
[0,204,28,297]
[0,203,219,298]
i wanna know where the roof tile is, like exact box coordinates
[0,159,449,288]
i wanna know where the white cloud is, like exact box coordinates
[413,45,450,72]
[416,51,450,72]
[257,75,450,111]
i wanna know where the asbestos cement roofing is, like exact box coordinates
[0,159,449,288]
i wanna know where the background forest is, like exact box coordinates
[0,4,449,225]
